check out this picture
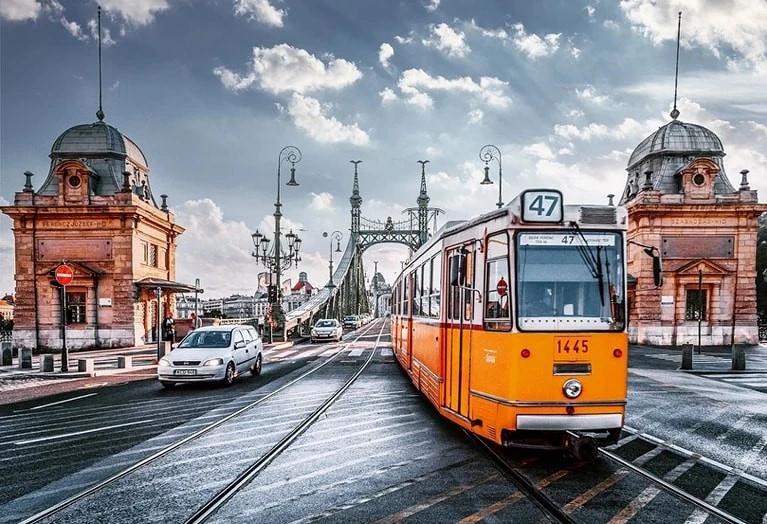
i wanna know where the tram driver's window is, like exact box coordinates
[484,233,510,330]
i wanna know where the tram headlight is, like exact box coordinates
[562,379,583,399]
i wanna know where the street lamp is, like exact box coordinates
[323,230,343,288]
[251,146,303,335]
[479,144,503,209]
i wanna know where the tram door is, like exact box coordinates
[445,246,474,417]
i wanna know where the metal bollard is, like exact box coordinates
[78,358,95,373]
[117,356,133,369]
[20,348,32,369]
[1,341,11,366]
[681,343,693,370]
[732,344,746,371]
[41,354,54,372]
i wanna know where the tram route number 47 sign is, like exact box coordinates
[55,264,74,286]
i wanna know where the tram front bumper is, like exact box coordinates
[516,413,623,431]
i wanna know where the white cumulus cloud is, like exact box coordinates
[422,22,470,58]
[620,0,767,72]
[379,43,394,70]
[287,93,370,146]
[214,44,362,94]
[396,68,511,110]
[0,0,41,21]
[511,22,560,59]
[234,0,285,27]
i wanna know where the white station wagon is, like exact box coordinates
[158,325,263,387]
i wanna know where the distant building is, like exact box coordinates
[622,113,767,346]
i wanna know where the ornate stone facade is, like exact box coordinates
[621,119,767,346]
[1,120,191,351]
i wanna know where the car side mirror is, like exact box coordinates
[234,340,246,349]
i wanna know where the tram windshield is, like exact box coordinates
[516,231,625,331]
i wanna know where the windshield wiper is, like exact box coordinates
[568,221,605,307]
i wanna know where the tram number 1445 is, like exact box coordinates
[555,337,590,354]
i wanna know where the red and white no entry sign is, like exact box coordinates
[497,278,508,297]
[55,264,74,286]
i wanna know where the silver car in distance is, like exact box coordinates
[310,318,343,343]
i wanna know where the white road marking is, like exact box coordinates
[29,393,97,411]
[14,419,154,445]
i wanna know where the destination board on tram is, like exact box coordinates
[521,189,564,223]
[519,233,616,246]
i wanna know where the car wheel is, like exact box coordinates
[160,381,174,389]
[311,338,315,343]
[222,362,236,386]
[251,354,262,376]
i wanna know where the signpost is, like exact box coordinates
[55,263,74,371]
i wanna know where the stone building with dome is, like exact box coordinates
[1,113,197,351]
[621,114,767,346]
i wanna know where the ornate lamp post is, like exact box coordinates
[251,146,302,336]
[479,144,503,209]
[323,230,343,288]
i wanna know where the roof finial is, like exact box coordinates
[670,11,682,120]
[96,5,105,122]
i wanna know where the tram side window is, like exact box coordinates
[419,261,432,318]
[464,247,474,321]
[448,252,461,320]
[403,274,410,316]
[429,255,441,318]
[484,233,511,330]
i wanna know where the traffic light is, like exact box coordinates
[268,285,278,303]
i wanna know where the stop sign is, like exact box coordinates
[497,278,508,297]
[55,264,74,286]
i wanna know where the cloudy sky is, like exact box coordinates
[2,0,766,299]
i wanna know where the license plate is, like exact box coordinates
[174,369,196,375]
[554,337,590,361]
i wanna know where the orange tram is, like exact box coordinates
[391,189,658,460]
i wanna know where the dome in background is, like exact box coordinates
[627,120,724,170]
[51,121,148,169]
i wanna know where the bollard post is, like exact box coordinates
[681,343,693,370]
[1,342,11,366]
[20,348,32,369]
[732,344,746,371]
[78,358,95,374]
[159,341,172,358]
[117,356,133,369]
[41,354,54,372]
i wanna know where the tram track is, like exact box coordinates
[18,320,386,524]
[470,423,766,523]
[600,426,767,524]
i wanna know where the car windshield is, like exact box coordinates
[344,316,356,321]
[316,320,335,328]
[178,330,231,348]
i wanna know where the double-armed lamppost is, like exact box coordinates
[479,144,503,209]
[251,146,303,331]
[323,230,343,288]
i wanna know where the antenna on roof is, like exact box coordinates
[96,5,105,122]
[670,11,682,120]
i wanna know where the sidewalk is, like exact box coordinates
[630,343,767,373]
[0,339,304,382]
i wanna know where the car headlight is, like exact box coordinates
[159,358,171,367]
[202,358,224,367]
[563,379,583,399]
[311,330,317,336]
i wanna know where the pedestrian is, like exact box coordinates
[190,312,198,330]
[163,315,176,343]
[258,315,265,335]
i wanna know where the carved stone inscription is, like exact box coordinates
[38,239,113,261]
[662,236,733,258]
